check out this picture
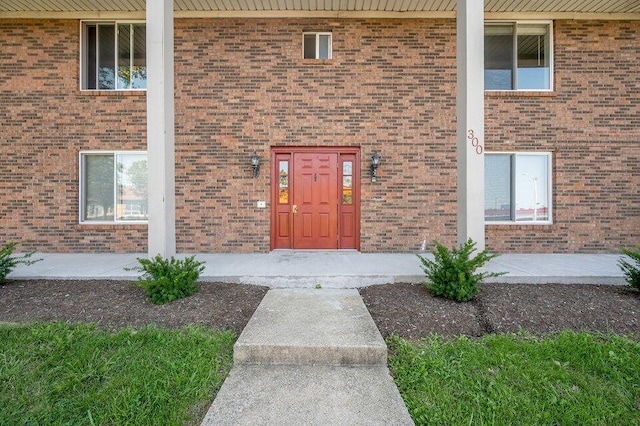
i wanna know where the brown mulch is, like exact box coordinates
[0,280,268,335]
[360,283,640,340]
[1,280,638,340]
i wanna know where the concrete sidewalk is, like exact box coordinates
[8,251,627,287]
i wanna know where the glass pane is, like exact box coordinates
[343,176,353,204]
[517,24,550,90]
[131,24,147,89]
[86,25,97,89]
[485,24,514,90]
[279,161,288,204]
[97,25,115,90]
[515,155,549,222]
[303,34,316,59]
[485,154,512,221]
[116,153,148,221]
[83,155,114,221]
[319,34,331,59]
[117,24,132,89]
[343,161,352,175]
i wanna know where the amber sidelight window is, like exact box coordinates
[278,161,289,204]
[342,161,353,204]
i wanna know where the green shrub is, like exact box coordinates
[131,255,205,305]
[618,246,640,290]
[0,242,41,283]
[418,239,505,302]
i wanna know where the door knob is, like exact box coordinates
[292,205,298,214]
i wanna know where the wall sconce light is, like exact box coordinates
[370,151,380,182]
[251,151,260,178]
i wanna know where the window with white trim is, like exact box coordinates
[485,22,552,91]
[81,22,146,90]
[303,32,332,59]
[485,153,552,223]
[80,152,148,223]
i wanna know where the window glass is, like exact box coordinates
[116,153,148,221]
[83,155,114,221]
[83,22,145,90]
[303,34,316,59]
[98,25,115,89]
[485,22,551,91]
[81,152,147,223]
[517,24,550,90]
[485,153,551,223]
[515,154,549,222]
[342,161,353,204]
[318,34,331,59]
[279,161,289,204]
[485,154,512,221]
[485,25,514,90]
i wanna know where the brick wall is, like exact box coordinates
[0,18,638,253]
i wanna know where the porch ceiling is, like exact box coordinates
[2,0,639,14]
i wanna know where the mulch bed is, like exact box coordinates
[1,280,638,340]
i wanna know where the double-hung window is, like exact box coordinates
[485,153,552,223]
[80,152,148,223]
[81,22,146,90]
[485,22,552,91]
[303,32,332,59]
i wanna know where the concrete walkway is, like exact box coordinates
[8,251,627,286]
[201,289,413,425]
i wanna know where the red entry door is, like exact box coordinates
[271,148,360,250]
[292,152,338,249]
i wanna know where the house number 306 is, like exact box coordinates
[467,129,484,155]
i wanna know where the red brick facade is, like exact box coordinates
[0,18,638,253]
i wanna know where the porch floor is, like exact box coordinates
[8,251,626,287]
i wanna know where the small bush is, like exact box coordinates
[618,246,640,290]
[418,239,505,302]
[0,242,41,283]
[131,255,205,305]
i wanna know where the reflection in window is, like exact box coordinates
[485,153,551,223]
[342,161,353,204]
[279,161,289,204]
[81,152,148,223]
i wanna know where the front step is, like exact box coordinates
[233,289,387,366]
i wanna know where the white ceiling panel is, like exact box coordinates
[1,0,639,13]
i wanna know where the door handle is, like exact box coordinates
[292,205,298,214]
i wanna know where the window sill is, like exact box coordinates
[79,90,146,97]
[79,221,148,225]
[485,91,556,98]
[486,221,553,226]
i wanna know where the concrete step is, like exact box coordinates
[234,289,387,366]
[200,364,414,425]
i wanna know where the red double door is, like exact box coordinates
[271,148,360,250]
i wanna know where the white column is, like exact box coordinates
[146,0,176,258]
[456,0,485,250]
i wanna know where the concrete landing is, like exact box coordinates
[201,289,414,425]
[234,289,387,365]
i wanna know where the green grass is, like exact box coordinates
[389,332,640,426]
[0,322,236,425]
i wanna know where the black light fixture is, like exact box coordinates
[251,151,260,178]
[370,150,380,182]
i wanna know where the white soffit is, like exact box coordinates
[1,0,639,18]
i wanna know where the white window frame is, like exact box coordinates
[484,20,554,92]
[484,152,553,225]
[80,20,147,91]
[302,32,332,60]
[79,151,148,224]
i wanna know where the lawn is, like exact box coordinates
[0,322,235,426]
[389,332,640,426]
